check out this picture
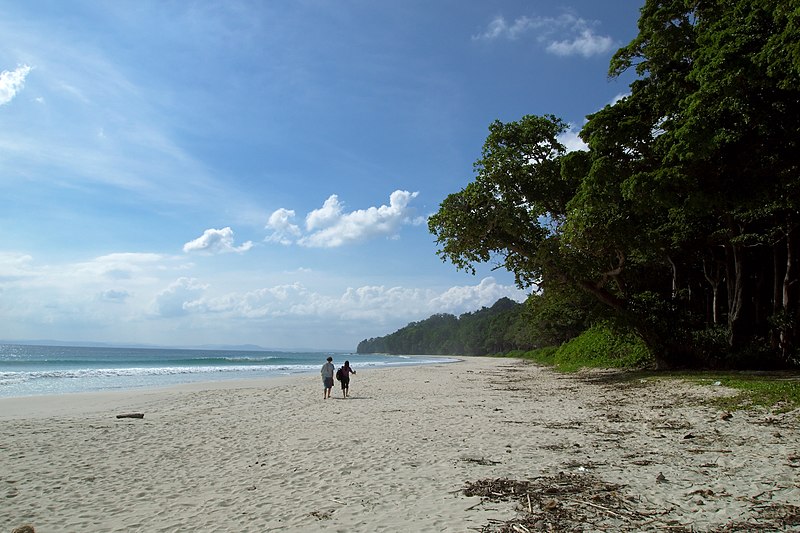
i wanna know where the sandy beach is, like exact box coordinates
[2,357,799,532]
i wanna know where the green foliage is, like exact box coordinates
[524,286,594,347]
[427,0,800,370]
[503,346,559,366]
[582,370,800,413]
[691,374,800,414]
[428,115,571,289]
[356,298,538,356]
[495,325,652,372]
[550,324,652,372]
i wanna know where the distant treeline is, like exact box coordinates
[356,297,536,356]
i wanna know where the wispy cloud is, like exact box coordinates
[0,21,247,215]
[183,227,254,254]
[0,64,32,105]
[161,276,525,322]
[0,252,35,281]
[99,289,131,303]
[152,277,208,317]
[609,92,629,106]
[74,253,174,280]
[473,13,614,57]
[473,15,548,40]
[0,247,528,346]
[547,29,614,58]
[265,190,420,248]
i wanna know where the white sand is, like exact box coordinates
[1,357,798,532]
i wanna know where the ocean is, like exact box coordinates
[0,344,457,399]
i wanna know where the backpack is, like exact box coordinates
[335,367,343,381]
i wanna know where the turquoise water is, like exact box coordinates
[0,344,456,398]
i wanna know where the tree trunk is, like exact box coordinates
[771,241,783,349]
[780,225,799,359]
[726,240,750,349]
[668,255,678,299]
[702,256,721,325]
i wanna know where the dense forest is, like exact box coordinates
[421,0,800,369]
[356,298,536,355]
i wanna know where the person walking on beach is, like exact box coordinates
[339,360,356,398]
[321,356,335,399]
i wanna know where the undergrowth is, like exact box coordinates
[498,327,800,413]
[689,374,800,413]
[502,323,651,372]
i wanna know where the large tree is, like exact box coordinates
[430,0,800,368]
[427,114,662,357]
[602,0,800,360]
[427,114,572,288]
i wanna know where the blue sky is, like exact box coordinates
[1,0,642,350]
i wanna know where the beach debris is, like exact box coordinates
[12,525,35,533]
[755,503,800,527]
[689,488,715,499]
[115,413,145,419]
[542,498,559,511]
[461,457,502,466]
[310,509,333,520]
[464,470,800,532]
[463,472,662,532]
[656,472,668,483]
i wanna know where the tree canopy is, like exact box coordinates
[356,298,539,356]
[429,0,800,369]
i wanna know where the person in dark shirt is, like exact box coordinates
[339,360,356,398]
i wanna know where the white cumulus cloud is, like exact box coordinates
[305,195,344,231]
[183,227,254,254]
[185,283,312,318]
[265,208,302,245]
[0,64,32,105]
[558,127,588,152]
[265,190,420,248]
[300,190,419,248]
[431,277,527,311]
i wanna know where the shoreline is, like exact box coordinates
[0,350,460,402]
[2,357,798,532]
[0,373,308,420]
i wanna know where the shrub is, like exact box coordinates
[552,323,652,372]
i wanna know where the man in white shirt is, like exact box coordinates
[320,356,335,399]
